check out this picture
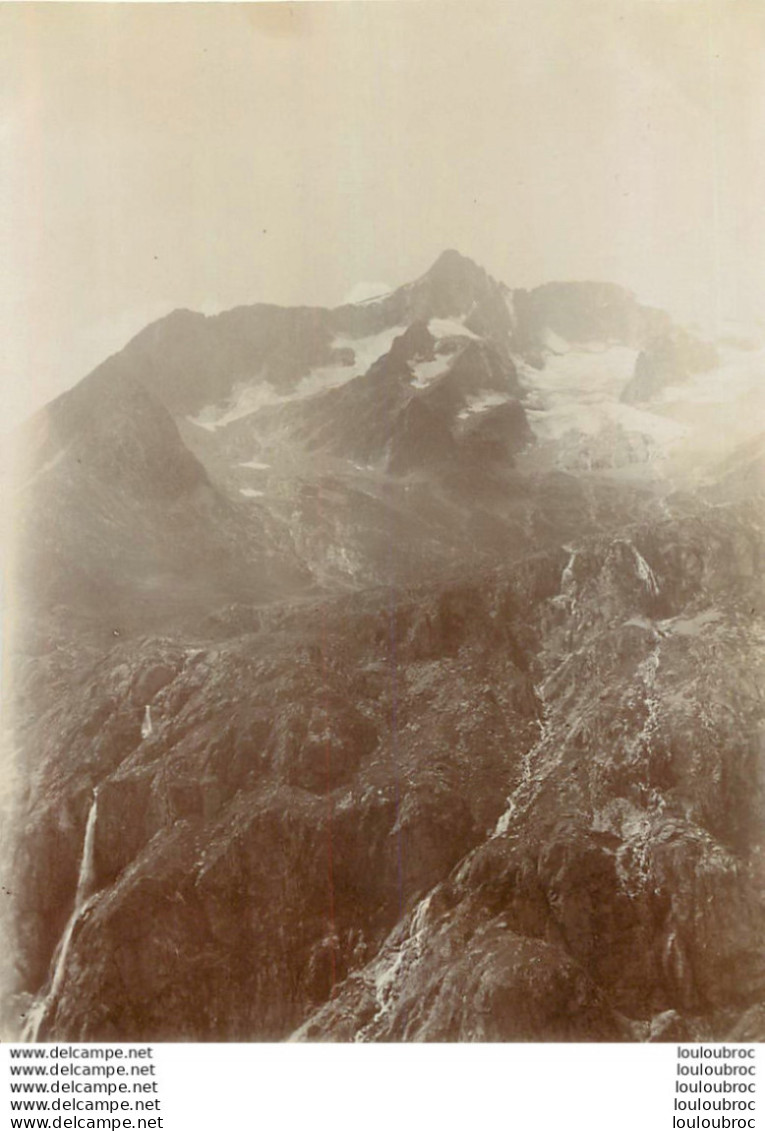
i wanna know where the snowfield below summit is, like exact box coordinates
[188,325,408,431]
[517,338,765,473]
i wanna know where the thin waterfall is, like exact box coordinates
[73,794,98,913]
[22,790,99,1041]
[141,705,153,739]
[560,546,578,594]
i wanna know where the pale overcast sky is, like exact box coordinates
[1,1,763,427]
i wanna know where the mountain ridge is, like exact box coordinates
[3,248,763,1043]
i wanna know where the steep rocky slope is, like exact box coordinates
[295,507,765,1041]
[9,367,308,629]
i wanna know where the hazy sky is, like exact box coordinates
[2,0,764,426]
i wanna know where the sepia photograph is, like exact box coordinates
[1,0,763,1045]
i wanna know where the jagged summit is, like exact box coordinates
[419,247,486,279]
[412,248,504,310]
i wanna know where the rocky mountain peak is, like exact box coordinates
[421,247,487,284]
[414,247,501,304]
[5,245,765,1046]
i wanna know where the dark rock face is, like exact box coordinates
[458,399,531,465]
[105,305,337,416]
[511,281,669,357]
[4,250,764,1044]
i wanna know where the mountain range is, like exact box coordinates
[3,249,764,1042]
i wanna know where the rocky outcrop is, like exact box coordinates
[511,281,669,358]
[292,512,765,1042]
[621,328,718,403]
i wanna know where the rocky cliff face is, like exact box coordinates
[4,251,763,1043]
[295,510,765,1041]
[510,280,669,360]
[622,328,719,404]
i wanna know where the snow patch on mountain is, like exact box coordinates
[428,318,480,341]
[300,325,407,392]
[457,392,511,419]
[188,381,281,430]
[337,326,409,369]
[518,341,764,477]
[410,359,450,388]
[518,345,689,446]
[188,326,407,431]
[342,281,392,305]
